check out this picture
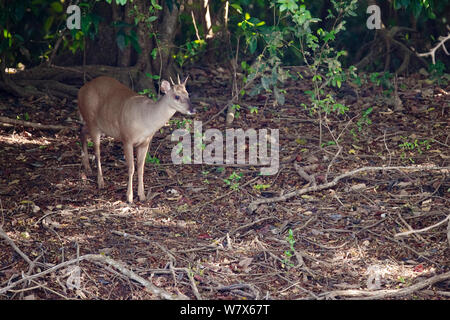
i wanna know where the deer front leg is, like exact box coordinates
[92,131,104,189]
[136,137,152,202]
[123,142,135,203]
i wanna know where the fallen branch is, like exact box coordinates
[216,283,259,299]
[395,214,450,238]
[448,217,450,248]
[229,217,279,236]
[112,230,202,299]
[0,227,177,299]
[294,163,317,187]
[0,227,33,266]
[248,165,449,213]
[416,26,450,64]
[0,116,74,131]
[322,271,450,300]
[0,253,178,299]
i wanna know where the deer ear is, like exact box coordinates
[161,80,171,93]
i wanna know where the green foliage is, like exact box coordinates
[281,229,296,269]
[138,73,160,99]
[68,8,103,54]
[105,0,129,6]
[248,106,259,114]
[139,88,156,100]
[0,0,69,66]
[392,0,441,19]
[174,40,206,67]
[216,167,225,174]
[170,118,192,130]
[428,60,447,85]
[234,0,358,127]
[398,137,432,163]
[253,183,270,190]
[357,107,373,132]
[369,72,394,94]
[231,104,241,118]
[16,112,30,121]
[320,140,337,148]
[292,0,358,122]
[145,153,160,165]
[223,171,243,190]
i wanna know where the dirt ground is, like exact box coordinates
[0,67,449,300]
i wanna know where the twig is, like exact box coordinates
[322,271,450,300]
[447,216,450,248]
[325,146,342,183]
[229,217,279,236]
[216,283,259,299]
[367,229,439,266]
[111,230,202,298]
[202,103,230,126]
[190,11,201,41]
[0,226,33,265]
[396,212,426,242]
[383,129,392,166]
[225,37,240,125]
[173,267,202,300]
[248,165,449,213]
[294,163,317,187]
[0,254,178,299]
[416,28,450,64]
[394,214,450,238]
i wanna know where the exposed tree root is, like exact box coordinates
[0,64,154,99]
[355,26,428,74]
[0,116,74,131]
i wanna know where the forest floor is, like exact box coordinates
[0,66,449,300]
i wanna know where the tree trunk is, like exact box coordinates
[151,2,180,80]
[113,3,133,67]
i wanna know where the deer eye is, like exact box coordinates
[175,95,180,100]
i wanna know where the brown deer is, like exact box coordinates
[78,76,195,203]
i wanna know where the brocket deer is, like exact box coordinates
[78,75,195,203]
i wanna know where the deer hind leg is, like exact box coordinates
[80,124,92,175]
[90,129,104,189]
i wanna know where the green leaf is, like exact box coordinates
[230,3,242,14]
[145,73,160,80]
[249,36,257,54]
[50,1,63,12]
[151,48,158,60]
[43,16,54,33]
[261,76,270,91]
[151,0,163,10]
